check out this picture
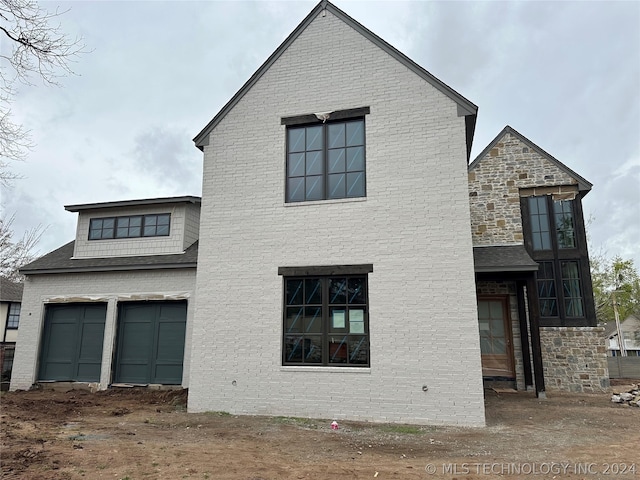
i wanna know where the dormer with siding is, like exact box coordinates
[66,196,201,258]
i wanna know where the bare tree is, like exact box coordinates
[1,0,85,183]
[0,214,44,281]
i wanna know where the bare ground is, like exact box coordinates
[1,383,638,480]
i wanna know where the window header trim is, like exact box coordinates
[281,107,370,126]
[278,264,373,276]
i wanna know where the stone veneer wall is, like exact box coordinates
[468,132,579,246]
[476,281,528,390]
[540,327,609,393]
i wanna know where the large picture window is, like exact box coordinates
[282,274,369,366]
[286,118,366,202]
[89,214,170,240]
[522,194,593,325]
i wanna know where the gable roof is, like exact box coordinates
[65,196,201,212]
[19,241,198,275]
[193,0,478,159]
[469,126,592,192]
[0,277,23,302]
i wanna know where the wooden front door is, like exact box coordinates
[477,297,515,378]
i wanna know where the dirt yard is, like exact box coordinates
[1,384,638,480]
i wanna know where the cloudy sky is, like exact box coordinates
[4,0,639,267]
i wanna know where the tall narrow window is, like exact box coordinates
[528,196,551,250]
[553,200,576,248]
[6,303,21,329]
[536,262,558,317]
[286,119,366,202]
[561,261,584,317]
[283,275,369,366]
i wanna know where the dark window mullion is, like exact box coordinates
[546,196,561,252]
[321,278,329,365]
[323,124,328,200]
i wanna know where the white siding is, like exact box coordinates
[10,269,196,391]
[73,204,197,258]
[189,10,484,426]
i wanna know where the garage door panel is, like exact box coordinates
[78,323,105,361]
[115,301,187,385]
[119,322,153,361]
[156,321,186,362]
[39,304,107,382]
[45,323,77,361]
[153,365,183,385]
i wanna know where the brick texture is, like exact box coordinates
[188,10,485,426]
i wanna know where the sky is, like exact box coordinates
[3,0,640,268]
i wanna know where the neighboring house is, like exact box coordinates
[469,126,608,393]
[605,314,640,356]
[10,197,200,389]
[11,1,608,426]
[1,278,23,390]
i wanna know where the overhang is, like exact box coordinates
[473,245,539,273]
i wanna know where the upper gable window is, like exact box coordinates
[527,197,576,250]
[283,108,369,203]
[89,214,170,240]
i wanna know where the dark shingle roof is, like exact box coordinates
[20,241,198,275]
[473,245,539,273]
[0,277,24,302]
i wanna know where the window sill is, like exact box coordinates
[280,366,371,374]
[284,197,367,207]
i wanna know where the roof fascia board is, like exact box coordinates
[474,265,539,273]
[193,0,477,150]
[21,263,197,275]
[469,126,592,192]
[65,196,201,212]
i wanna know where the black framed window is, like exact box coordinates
[6,303,20,329]
[283,275,369,366]
[536,261,558,317]
[89,214,171,240]
[522,194,594,326]
[286,118,366,202]
[560,261,584,317]
[553,200,576,248]
[528,196,552,250]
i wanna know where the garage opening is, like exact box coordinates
[114,301,187,385]
[38,303,107,382]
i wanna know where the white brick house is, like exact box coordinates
[187,0,484,426]
[10,0,607,426]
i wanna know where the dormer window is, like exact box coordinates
[89,213,170,240]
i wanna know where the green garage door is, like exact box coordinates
[39,303,107,382]
[114,301,187,385]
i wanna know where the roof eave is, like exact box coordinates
[65,196,201,212]
[21,263,198,275]
[474,265,539,273]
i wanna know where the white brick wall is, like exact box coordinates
[73,203,198,258]
[10,269,196,391]
[189,10,485,426]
